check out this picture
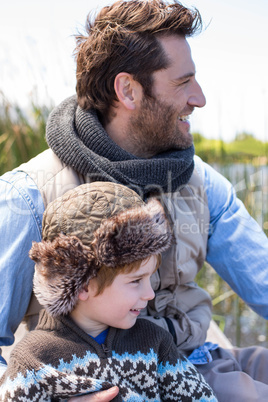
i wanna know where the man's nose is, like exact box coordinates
[188,80,206,108]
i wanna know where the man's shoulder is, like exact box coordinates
[14,149,86,206]
[15,149,65,176]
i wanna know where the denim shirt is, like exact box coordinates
[0,155,268,365]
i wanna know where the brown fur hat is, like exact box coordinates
[30,182,173,316]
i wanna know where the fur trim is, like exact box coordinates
[30,235,97,316]
[93,199,173,267]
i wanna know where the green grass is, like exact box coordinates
[193,132,267,165]
[0,93,51,176]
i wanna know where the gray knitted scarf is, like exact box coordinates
[46,95,195,199]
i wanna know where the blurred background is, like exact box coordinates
[1,0,268,347]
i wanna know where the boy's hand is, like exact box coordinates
[68,386,119,401]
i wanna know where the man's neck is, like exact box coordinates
[104,119,152,158]
[103,105,150,158]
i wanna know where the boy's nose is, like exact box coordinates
[142,283,155,301]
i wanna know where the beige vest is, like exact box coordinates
[19,149,211,350]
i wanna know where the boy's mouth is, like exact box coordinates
[130,308,143,316]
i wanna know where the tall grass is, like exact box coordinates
[0,93,51,176]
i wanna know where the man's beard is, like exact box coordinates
[126,95,193,158]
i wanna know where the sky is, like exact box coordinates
[0,0,268,142]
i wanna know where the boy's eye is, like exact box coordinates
[131,278,141,284]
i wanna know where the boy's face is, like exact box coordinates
[72,256,156,337]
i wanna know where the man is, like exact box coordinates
[1,1,268,401]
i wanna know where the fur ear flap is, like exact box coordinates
[30,234,97,316]
[93,199,173,267]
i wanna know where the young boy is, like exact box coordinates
[0,182,217,401]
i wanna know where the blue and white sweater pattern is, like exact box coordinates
[0,310,217,401]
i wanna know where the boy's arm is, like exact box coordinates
[157,333,217,401]
[0,344,119,402]
[0,171,44,350]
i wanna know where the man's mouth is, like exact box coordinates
[178,115,190,122]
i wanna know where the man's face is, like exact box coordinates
[127,35,206,157]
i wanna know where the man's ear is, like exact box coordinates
[114,72,142,110]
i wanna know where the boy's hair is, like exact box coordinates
[29,182,173,317]
[88,254,161,296]
[75,0,202,122]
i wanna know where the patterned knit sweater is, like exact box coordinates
[0,310,217,401]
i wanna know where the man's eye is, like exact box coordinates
[180,79,190,85]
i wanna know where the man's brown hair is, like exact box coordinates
[75,0,202,122]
